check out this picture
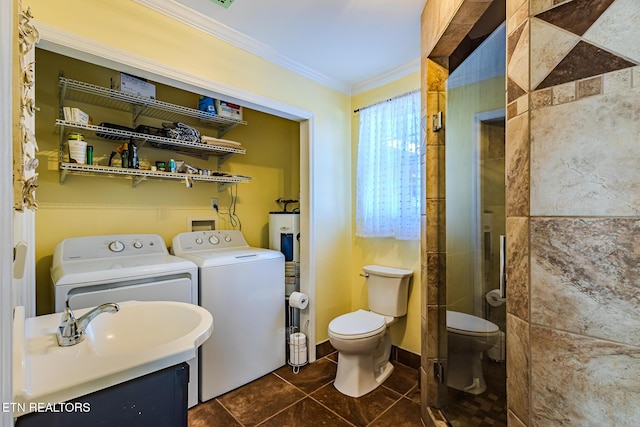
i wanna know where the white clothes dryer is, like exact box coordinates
[172,230,285,402]
[51,233,200,408]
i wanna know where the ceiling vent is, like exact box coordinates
[208,0,234,9]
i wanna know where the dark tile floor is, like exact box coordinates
[445,359,507,427]
[188,351,423,427]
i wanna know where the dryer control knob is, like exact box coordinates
[108,240,125,252]
[133,241,143,249]
[224,235,232,242]
[209,236,220,245]
[195,238,203,244]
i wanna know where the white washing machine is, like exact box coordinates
[51,233,200,408]
[172,230,285,402]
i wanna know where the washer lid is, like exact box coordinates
[328,309,386,339]
[447,311,499,334]
[176,247,283,267]
[51,254,196,287]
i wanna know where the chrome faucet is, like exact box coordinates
[57,302,120,347]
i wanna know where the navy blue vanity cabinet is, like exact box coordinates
[16,363,189,427]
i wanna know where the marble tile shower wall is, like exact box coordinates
[507,0,640,426]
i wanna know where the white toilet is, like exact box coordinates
[328,265,413,398]
[446,310,500,395]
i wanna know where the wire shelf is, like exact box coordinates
[56,120,246,159]
[57,76,250,189]
[59,162,250,190]
[59,77,247,137]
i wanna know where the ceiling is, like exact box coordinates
[135,0,427,94]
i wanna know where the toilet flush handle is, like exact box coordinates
[360,273,369,278]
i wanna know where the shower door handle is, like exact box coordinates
[499,235,506,299]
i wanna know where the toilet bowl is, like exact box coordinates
[447,310,500,395]
[328,310,395,397]
[328,265,413,398]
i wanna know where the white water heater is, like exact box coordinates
[269,212,300,262]
[269,212,300,295]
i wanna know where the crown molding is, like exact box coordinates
[350,57,421,95]
[35,3,421,100]
[34,21,312,121]
[134,0,351,94]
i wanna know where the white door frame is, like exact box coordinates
[1,0,16,424]
[472,108,505,317]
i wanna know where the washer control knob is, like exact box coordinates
[224,235,232,242]
[209,235,220,245]
[195,237,203,245]
[108,240,125,252]
[133,241,143,249]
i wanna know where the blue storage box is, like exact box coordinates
[198,97,216,114]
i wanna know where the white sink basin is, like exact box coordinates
[85,301,207,357]
[13,300,213,416]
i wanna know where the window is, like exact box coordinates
[356,90,421,240]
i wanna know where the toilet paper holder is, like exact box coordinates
[288,331,307,370]
[486,289,506,307]
[288,291,308,309]
[287,292,309,373]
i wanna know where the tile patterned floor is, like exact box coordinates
[445,359,507,427]
[188,351,422,427]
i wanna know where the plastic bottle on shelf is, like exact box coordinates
[128,141,138,169]
[121,150,128,168]
[86,145,93,165]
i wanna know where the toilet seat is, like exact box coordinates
[447,311,499,337]
[328,309,386,340]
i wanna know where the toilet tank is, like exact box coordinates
[364,265,413,317]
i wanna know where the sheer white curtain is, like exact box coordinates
[356,90,421,240]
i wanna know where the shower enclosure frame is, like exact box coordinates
[419,0,508,424]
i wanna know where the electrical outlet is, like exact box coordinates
[210,198,219,210]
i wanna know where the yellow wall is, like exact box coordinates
[350,73,422,355]
[34,49,301,314]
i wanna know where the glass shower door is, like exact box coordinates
[443,23,507,427]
